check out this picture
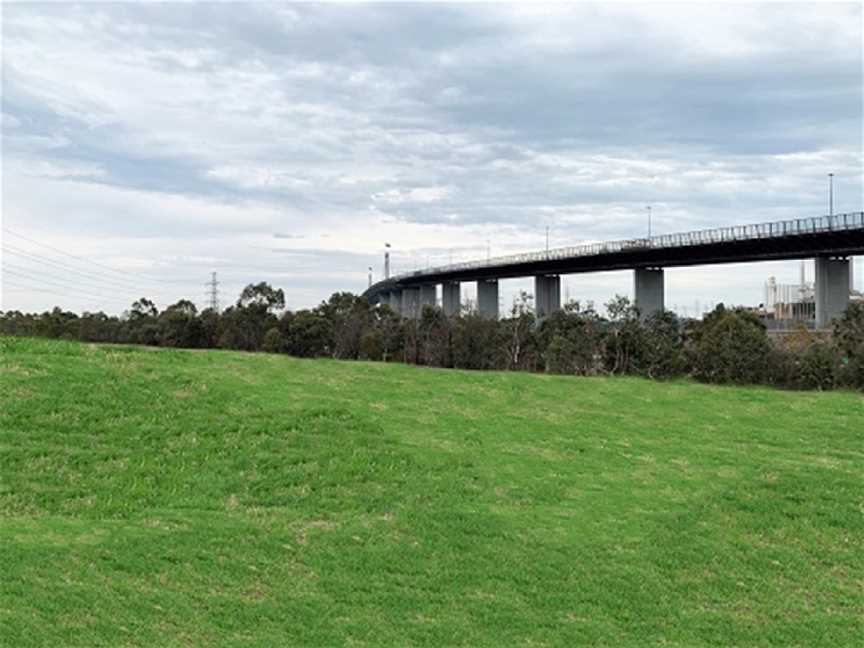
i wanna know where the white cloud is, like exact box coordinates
[372,186,452,205]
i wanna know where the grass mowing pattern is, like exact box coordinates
[1,336,862,646]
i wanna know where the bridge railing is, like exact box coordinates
[386,211,864,284]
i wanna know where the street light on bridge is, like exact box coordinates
[646,205,653,239]
[384,243,391,279]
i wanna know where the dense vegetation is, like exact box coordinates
[3,282,864,390]
[2,336,862,646]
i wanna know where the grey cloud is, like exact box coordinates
[2,2,862,313]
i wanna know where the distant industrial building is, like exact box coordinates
[764,264,815,324]
[763,261,861,328]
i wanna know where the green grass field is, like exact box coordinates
[1,336,862,647]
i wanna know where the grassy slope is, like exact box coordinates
[0,336,862,647]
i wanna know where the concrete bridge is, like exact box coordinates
[363,212,864,329]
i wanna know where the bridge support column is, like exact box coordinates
[634,268,665,319]
[477,279,499,319]
[420,285,437,311]
[389,290,402,315]
[815,255,850,328]
[442,281,460,317]
[402,287,421,319]
[535,274,561,318]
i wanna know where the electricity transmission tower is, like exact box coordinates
[206,271,220,312]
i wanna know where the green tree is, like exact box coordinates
[642,310,685,379]
[158,300,205,348]
[372,304,404,362]
[238,283,285,311]
[286,310,332,357]
[685,304,777,385]
[833,302,864,388]
[218,283,285,351]
[538,301,606,375]
[500,291,536,371]
[126,298,160,345]
[451,313,498,370]
[604,295,644,375]
[261,327,285,354]
[316,292,372,359]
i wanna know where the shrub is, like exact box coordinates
[538,303,606,375]
[545,334,578,374]
[795,342,840,390]
[261,327,284,354]
[450,313,497,370]
[833,302,864,389]
[603,296,645,375]
[685,305,777,385]
[642,311,685,379]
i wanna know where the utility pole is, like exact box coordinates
[368,266,373,288]
[545,226,550,253]
[646,205,652,239]
[206,271,220,312]
[828,173,834,216]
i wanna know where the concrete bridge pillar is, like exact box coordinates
[634,268,665,319]
[477,279,499,319]
[420,285,437,311]
[535,274,561,318]
[389,289,402,315]
[815,255,850,328]
[442,281,461,317]
[402,287,421,319]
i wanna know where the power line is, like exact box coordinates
[2,227,183,286]
[3,243,159,293]
[2,263,180,307]
[2,228,299,286]
[1,280,135,312]
[0,243,245,293]
[2,267,144,305]
[1,228,308,312]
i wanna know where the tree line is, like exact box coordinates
[2,281,863,391]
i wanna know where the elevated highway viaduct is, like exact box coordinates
[363,212,864,329]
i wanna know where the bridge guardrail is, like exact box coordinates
[379,211,864,287]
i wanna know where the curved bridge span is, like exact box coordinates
[363,212,864,328]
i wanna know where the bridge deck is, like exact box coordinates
[365,212,864,297]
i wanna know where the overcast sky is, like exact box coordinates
[2,1,862,316]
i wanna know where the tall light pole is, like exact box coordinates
[828,173,834,216]
[368,266,373,288]
[384,243,391,279]
[646,205,652,239]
